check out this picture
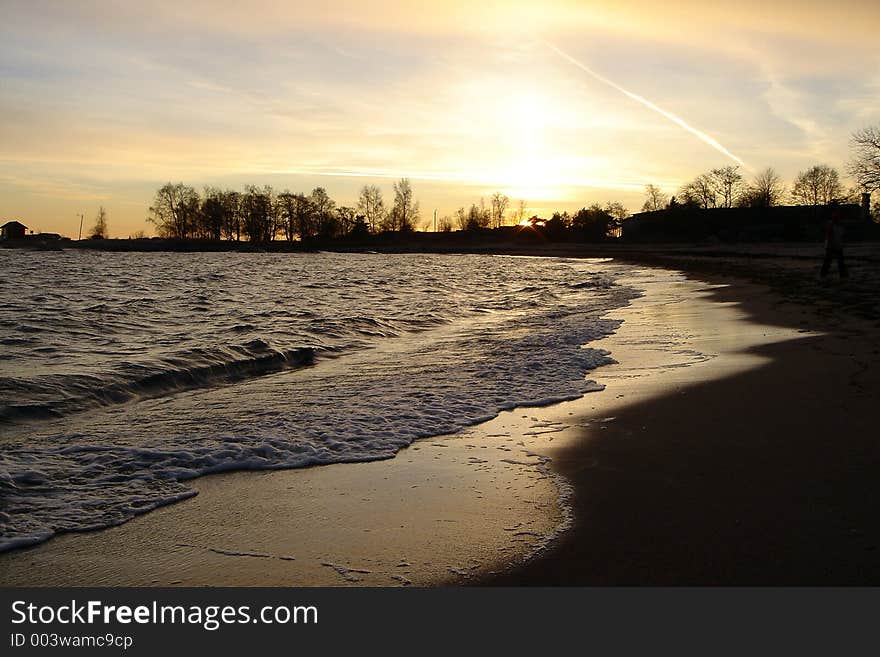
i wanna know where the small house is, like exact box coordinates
[1,221,28,240]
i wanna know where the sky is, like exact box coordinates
[2,0,879,237]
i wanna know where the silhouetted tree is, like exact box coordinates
[149,183,200,239]
[438,215,453,232]
[710,166,744,208]
[388,178,419,231]
[464,201,490,231]
[335,206,358,237]
[542,211,570,240]
[356,185,386,233]
[221,190,242,241]
[291,193,313,240]
[791,165,844,206]
[739,167,785,208]
[89,206,109,239]
[278,191,319,241]
[266,186,280,240]
[241,185,276,242]
[512,199,527,225]
[848,125,880,192]
[604,201,628,222]
[571,204,613,241]
[277,191,298,241]
[200,187,226,240]
[642,184,669,212]
[679,174,717,209]
[490,192,509,228]
[349,214,370,238]
[309,187,336,238]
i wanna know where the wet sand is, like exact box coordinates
[0,418,567,586]
[2,263,877,585]
[486,267,880,585]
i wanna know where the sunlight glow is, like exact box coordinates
[3,1,877,236]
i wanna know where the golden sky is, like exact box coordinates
[2,1,879,236]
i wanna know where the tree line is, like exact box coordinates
[147,181,542,241]
[142,124,880,241]
[640,164,853,213]
[148,178,421,241]
[640,124,880,217]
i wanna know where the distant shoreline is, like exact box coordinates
[2,230,612,254]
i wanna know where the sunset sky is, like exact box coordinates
[2,1,879,237]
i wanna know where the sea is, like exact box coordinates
[0,250,638,551]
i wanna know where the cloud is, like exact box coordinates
[544,41,748,168]
[3,0,880,235]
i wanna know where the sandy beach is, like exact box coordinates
[489,248,880,585]
[1,251,878,586]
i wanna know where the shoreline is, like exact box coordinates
[484,268,880,585]
[1,256,878,585]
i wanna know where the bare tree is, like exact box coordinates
[791,164,844,206]
[679,174,717,209]
[149,183,200,239]
[356,185,386,233]
[277,191,300,241]
[604,201,628,222]
[739,167,786,208]
[848,125,880,192]
[335,206,358,236]
[200,187,226,240]
[512,199,527,225]
[309,187,336,238]
[438,215,453,232]
[710,166,744,208]
[290,193,313,240]
[272,192,313,240]
[389,178,419,232]
[220,190,242,241]
[241,185,276,242]
[90,206,109,239]
[641,184,669,212]
[454,207,468,231]
[490,192,510,228]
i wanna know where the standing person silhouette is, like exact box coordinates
[821,202,848,279]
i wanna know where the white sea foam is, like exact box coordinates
[0,252,638,551]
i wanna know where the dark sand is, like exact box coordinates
[486,249,880,585]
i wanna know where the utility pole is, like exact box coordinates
[77,213,84,240]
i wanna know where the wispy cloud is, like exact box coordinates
[2,1,880,235]
[544,41,748,168]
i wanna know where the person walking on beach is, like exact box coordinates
[821,202,847,279]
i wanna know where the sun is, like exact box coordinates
[447,79,595,202]
[509,93,548,142]
[489,90,590,200]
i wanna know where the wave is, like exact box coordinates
[0,251,640,553]
[0,345,316,425]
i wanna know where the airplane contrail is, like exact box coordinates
[544,41,748,169]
